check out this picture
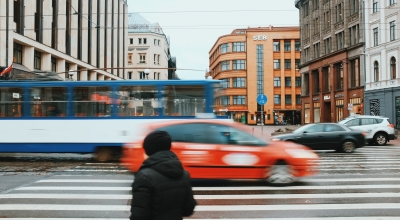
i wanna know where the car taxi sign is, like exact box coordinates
[257,94,268,105]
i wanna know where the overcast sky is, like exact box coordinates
[126,0,299,79]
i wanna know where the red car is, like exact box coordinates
[121,119,319,184]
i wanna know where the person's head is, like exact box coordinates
[143,130,172,156]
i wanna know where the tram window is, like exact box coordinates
[117,86,159,116]
[0,87,23,117]
[74,87,111,117]
[30,87,67,117]
[163,85,205,116]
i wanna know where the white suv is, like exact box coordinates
[338,115,396,146]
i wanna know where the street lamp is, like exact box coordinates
[144,69,150,80]
[67,70,74,81]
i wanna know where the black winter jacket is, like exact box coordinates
[130,150,197,220]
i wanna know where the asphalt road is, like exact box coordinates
[1,129,400,219]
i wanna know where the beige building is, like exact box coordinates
[127,13,170,80]
[0,0,128,81]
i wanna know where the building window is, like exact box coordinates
[351,0,358,15]
[221,43,230,53]
[304,47,310,62]
[13,42,23,64]
[373,0,378,13]
[51,57,56,72]
[128,53,133,64]
[233,96,246,105]
[274,59,281,69]
[274,77,281,87]
[304,73,310,95]
[295,41,301,51]
[138,38,142,44]
[370,99,380,116]
[284,41,291,51]
[349,58,360,88]
[222,96,230,105]
[65,62,70,79]
[130,38,133,44]
[313,70,320,94]
[296,95,301,104]
[158,40,160,45]
[284,59,291,69]
[335,3,343,22]
[285,77,292,87]
[314,17,319,34]
[232,60,245,70]
[232,42,245,52]
[324,37,331,54]
[233,78,246,87]
[221,61,230,71]
[390,0,396,5]
[139,71,145,80]
[128,72,132,79]
[295,77,301,87]
[323,66,330,92]
[143,38,147,44]
[303,1,309,17]
[391,57,397,79]
[295,59,300,69]
[273,41,280,51]
[390,21,396,41]
[373,28,379,46]
[374,61,379,82]
[313,0,319,10]
[34,50,41,70]
[335,62,344,89]
[313,43,320,58]
[154,39,157,45]
[139,54,146,63]
[285,95,292,104]
[274,95,281,104]
[336,31,344,50]
[221,79,230,88]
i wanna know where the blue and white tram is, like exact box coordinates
[0,80,224,161]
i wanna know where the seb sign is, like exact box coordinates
[253,35,267,41]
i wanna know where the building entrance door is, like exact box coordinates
[324,102,332,122]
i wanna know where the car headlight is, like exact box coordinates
[285,149,319,159]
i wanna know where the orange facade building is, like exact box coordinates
[209,27,301,125]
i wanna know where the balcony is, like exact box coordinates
[334,21,344,31]
[347,13,359,24]
[323,28,331,36]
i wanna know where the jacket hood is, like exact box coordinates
[139,150,184,179]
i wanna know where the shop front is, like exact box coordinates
[273,110,301,125]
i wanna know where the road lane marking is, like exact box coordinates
[15,187,131,191]
[1,203,400,211]
[2,192,400,200]
[37,180,132,183]
[188,218,400,220]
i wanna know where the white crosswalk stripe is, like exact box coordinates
[1,146,400,219]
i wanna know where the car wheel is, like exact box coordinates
[341,140,356,153]
[266,161,295,185]
[374,133,387,146]
[95,147,112,162]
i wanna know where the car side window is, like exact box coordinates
[324,124,346,132]
[158,123,209,143]
[304,124,324,133]
[376,119,383,124]
[361,118,376,125]
[344,119,360,126]
[206,124,266,146]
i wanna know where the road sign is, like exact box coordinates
[348,103,353,110]
[257,94,268,105]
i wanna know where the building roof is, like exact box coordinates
[128,13,164,35]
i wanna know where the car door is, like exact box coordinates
[204,123,267,179]
[344,118,361,131]
[297,124,325,150]
[323,124,348,149]
[361,118,378,138]
[157,123,217,172]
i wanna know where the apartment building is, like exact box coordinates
[295,0,365,124]
[364,0,400,128]
[209,27,301,125]
[126,13,173,80]
[0,0,128,81]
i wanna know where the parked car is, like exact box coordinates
[338,115,395,146]
[271,123,365,153]
[120,119,319,185]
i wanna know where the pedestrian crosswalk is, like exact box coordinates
[0,146,400,219]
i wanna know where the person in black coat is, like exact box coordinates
[130,130,197,220]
